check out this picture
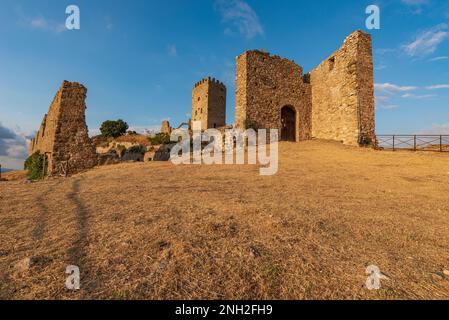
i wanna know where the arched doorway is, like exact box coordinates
[281,106,296,142]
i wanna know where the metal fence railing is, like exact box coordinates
[376,135,449,152]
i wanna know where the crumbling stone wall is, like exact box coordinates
[29,81,98,175]
[161,120,171,134]
[234,30,375,146]
[192,77,226,130]
[309,30,375,145]
[235,50,312,141]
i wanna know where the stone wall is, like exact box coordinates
[235,50,312,141]
[29,81,98,175]
[161,120,171,134]
[192,77,226,130]
[309,30,375,145]
[234,30,375,146]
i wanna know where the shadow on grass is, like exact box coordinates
[66,179,96,297]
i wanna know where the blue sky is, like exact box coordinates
[1,0,449,169]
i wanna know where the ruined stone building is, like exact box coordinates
[28,81,98,175]
[161,120,172,135]
[192,77,227,130]
[235,30,376,146]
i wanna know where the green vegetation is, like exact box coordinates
[24,151,47,180]
[125,145,147,155]
[360,136,373,147]
[100,119,129,138]
[244,119,259,130]
[149,133,171,145]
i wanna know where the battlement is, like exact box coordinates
[192,77,227,130]
[193,77,226,89]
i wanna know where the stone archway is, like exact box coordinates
[281,106,296,142]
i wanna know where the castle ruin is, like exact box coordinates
[192,77,227,130]
[27,30,376,177]
[235,30,376,146]
[161,120,172,135]
[28,81,98,175]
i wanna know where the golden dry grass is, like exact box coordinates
[1,170,27,181]
[1,140,449,300]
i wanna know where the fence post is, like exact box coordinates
[414,135,416,151]
[440,135,443,152]
[392,135,395,151]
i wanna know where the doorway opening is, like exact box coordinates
[281,106,296,142]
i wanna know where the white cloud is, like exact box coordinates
[402,24,449,57]
[421,123,449,134]
[428,56,449,62]
[426,84,449,90]
[30,17,47,28]
[375,82,439,109]
[401,93,435,99]
[375,95,398,110]
[376,48,397,55]
[167,44,177,57]
[25,15,66,33]
[374,83,418,93]
[104,16,113,31]
[401,0,430,14]
[401,0,429,4]
[374,64,387,71]
[215,0,264,39]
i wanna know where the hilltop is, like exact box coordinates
[1,140,448,299]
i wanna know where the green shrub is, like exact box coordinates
[149,133,171,145]
[126,145,147,155]
[244,119,258,130]
[100,119,129,138]
[24,151,47,180]
[360,136,373,147]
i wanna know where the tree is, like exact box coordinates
[100,119,129,138]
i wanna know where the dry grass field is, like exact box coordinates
[1,140,448,300]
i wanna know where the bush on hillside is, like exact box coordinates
[149,133,171,145]
[125,145,147,155]
[24,151,47,180]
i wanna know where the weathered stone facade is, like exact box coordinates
[28,81,98,175]
[235,50,312,142]
[192,77,226,130]
[161,120,172,135]
[235,30,376,146]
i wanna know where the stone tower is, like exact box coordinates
[192,77,226,130]
[28,81,98,175]
[161,120,171,134]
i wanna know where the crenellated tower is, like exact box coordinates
[192,77,226,130]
